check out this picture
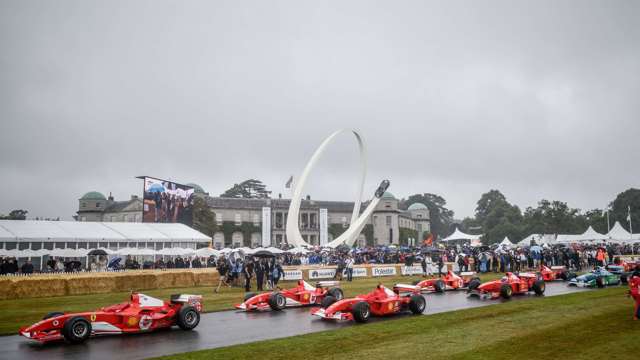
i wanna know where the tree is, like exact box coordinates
[474,190,522,244]
[609,188,640,231]
[191,197,217,238]
[220,179,272,199]
[401,193,455,239]
[0,209,28,220]
[521,200,585,235]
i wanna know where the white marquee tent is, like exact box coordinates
[606,221,635,243]
[499,237,514,247]
[440,227,482,242]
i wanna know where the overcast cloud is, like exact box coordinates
[1,0,639,220]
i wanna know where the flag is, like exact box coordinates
[285,176,293,189]
[627,206,632,222]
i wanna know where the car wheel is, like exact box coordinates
[559,272,567,280]
[321,296,337,309]
[328,287,344,300]
[532,280,545,295]
[500,284,513,299]
[177,305,200,330]
[43,312,64,320]
[243,292,258,302]
[434,280,446,293]
[596,277,605,288]
[268,292,286,311]
[62,316,92,344]
[352,301,370,323]
[467,279,481,292]
[408,295,426,314]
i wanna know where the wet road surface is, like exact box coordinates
[0,282,591,360]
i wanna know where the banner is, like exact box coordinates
[309,268,337,279]
[284,269,303,280]
[319,208,328,246]
[343,267,368,277]
[372,266,397,277]
[261,207,271,247]
[400,265,424,276]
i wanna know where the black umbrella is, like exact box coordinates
[252,250,275,258]
[88,249,108,256]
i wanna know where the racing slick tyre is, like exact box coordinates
[408,295,426,314]
[434,280,446,293]
[467,279,481,292]
[500,284,513,299]
[62,316,92,344]
[352,301,371,323]
[596,277,605,288]
[328,287,344,300]
[321,296,337,309]
[620,274,628,284]
[43,312,64,320]
[244,292,258,302]
[532,280,546,295]
[177,305,200,330]
[268,292,287,311]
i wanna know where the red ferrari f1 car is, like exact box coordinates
[468,272,546,300]
[538,265,576,282]
[235,280,343,311]
[412,271,481,293]
[19,293,203,343]
[311,284,425,322]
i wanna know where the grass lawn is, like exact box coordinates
[0,273,501,336]
[154,286,639,360]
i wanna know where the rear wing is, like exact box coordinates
[170,294,203,304]
[393,284,420,294]
[316,281,340,288]
[460,271,477,277]
[550,266,566,270]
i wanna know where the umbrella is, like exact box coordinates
[253,249,275,258]
[88,249,109,256]
[147,183,165,193]
[108,257,122,268]
[195,248,220,257]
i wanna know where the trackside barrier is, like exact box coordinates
[0,263,459,300]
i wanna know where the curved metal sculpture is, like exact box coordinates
[286,129,390,248]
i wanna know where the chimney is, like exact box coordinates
[108,192,114,201]
[278,193,282,199]
[306,195,311,200]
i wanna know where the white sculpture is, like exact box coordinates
[285,129,390,248]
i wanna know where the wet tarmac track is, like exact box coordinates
[0,282,591,360]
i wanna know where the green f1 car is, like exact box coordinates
[568,268,621,288]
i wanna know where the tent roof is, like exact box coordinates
[441,227,482,242]
[499,237,513,246]
[606,221,633,243]
[576,226,608,242]
[0,220,211,243]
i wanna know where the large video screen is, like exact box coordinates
[142,177,195,225]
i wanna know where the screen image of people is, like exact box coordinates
[142,177,195,225]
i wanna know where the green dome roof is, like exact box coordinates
[80,191,106,200]
[186,183,205,194]
[408,202,428,211]
[381,191,395,199]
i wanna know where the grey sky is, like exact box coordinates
[1,0,639,220]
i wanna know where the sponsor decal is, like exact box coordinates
[139,315,153,330]
[127,317,138,326]
[284,270,303,280]
[90,313,97,322]
[303,293,309,301]
[387,302,393,310]
[372,267,397,277]
[309,268,337,279]
[400,265,424,276]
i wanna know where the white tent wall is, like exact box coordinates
[441,227,483,242]
[0,220,211,270]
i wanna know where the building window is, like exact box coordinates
[310,213,317,229]
[96,202,100,208]
[216,213,223,225]
[417,214,422,218]
[5,242,17,250]
[19,242,30,250]
[253,214,260,226]
[301,213,308,229]
[275,213,283,229]
[386,216,391,226]
[80,216,86,222]
[235,213,241,225]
